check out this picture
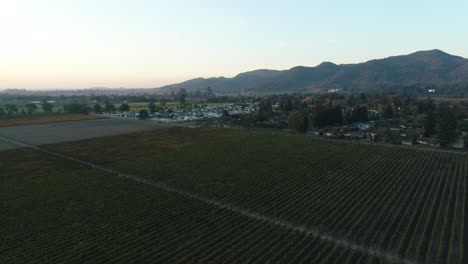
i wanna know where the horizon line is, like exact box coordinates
[1,48,465,91]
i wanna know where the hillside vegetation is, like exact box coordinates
[160,50,468,94]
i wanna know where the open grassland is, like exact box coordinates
[113,101,173,111]
[1,148,378,264]
[0,114,105,127]
[42,127,467,263]
[114,102,153,111]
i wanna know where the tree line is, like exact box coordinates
[223,93,465,147]
[0,100,54,116]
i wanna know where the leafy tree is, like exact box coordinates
[118,103,130,111]
[452,104,465,120]
[256,97,273,122]
[347,95,357,106]
[177,89,187,104]
[377,104,385,116]
[418,97,435,114]
[221,109,230,118]
[292,98,302,110]
[438,103,457,146]
[5,104,18,115]
[376,127,394,142]
[288,110,306,132]
[204,86,215,98]
[148,102,157,113]
[239,113,256,127]
[459,119,468,131]
[0,107,5,116]
[194,90,202,98]
[351,106,369,122]
[383,105,394,119]
[63,104,92,114]
[303,109,310,129]
[286,98,293,112]
[423,111,436,136]
[285,98,293,112]
[41,100,53,113]
[93,104,103,113]
[104,103,116,112]
[160,98,167,107]
[415,114,427,127]
[302,96,315,105]
[138,109,149,119]
[26,103,38,114]
[314,106,343,127]
[358,93,367,104]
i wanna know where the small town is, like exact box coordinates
[87,91,468,149]
[102,102,259,122]
[2,90,467,149]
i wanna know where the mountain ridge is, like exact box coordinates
[158,50,468,94]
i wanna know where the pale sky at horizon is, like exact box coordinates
[1,0,467,89]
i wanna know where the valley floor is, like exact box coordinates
[1,127,466,263]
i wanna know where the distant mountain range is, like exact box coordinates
[159,49,468,94]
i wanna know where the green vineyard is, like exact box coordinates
[2,127,466,263]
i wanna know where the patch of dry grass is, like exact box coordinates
[0,114,105,127]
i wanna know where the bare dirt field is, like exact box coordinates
[0,114,105,127]
[0,118,177,150]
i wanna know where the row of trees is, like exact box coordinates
[1,89,212,117]
[94,97,170,114]
[54,102,150,119]
[168,87,215,103]
[91,103,149,119]
[436,103,457,146]
[0,101,133,116]
[0,101,54,116]
[93,103,129,113]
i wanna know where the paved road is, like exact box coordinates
[0,118,177,150]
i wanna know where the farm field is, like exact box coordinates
[114,102,153,111]
[0,114,104,127]
[112,101,229,111]
[0,118,176,150]
[1,148,378,263]
[44,127,467,263]
[1,127,466,263]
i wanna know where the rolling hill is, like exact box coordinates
[158,49,468,94]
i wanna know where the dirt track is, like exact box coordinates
[0,118,176,150]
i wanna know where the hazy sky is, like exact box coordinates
[1,0,467,89]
